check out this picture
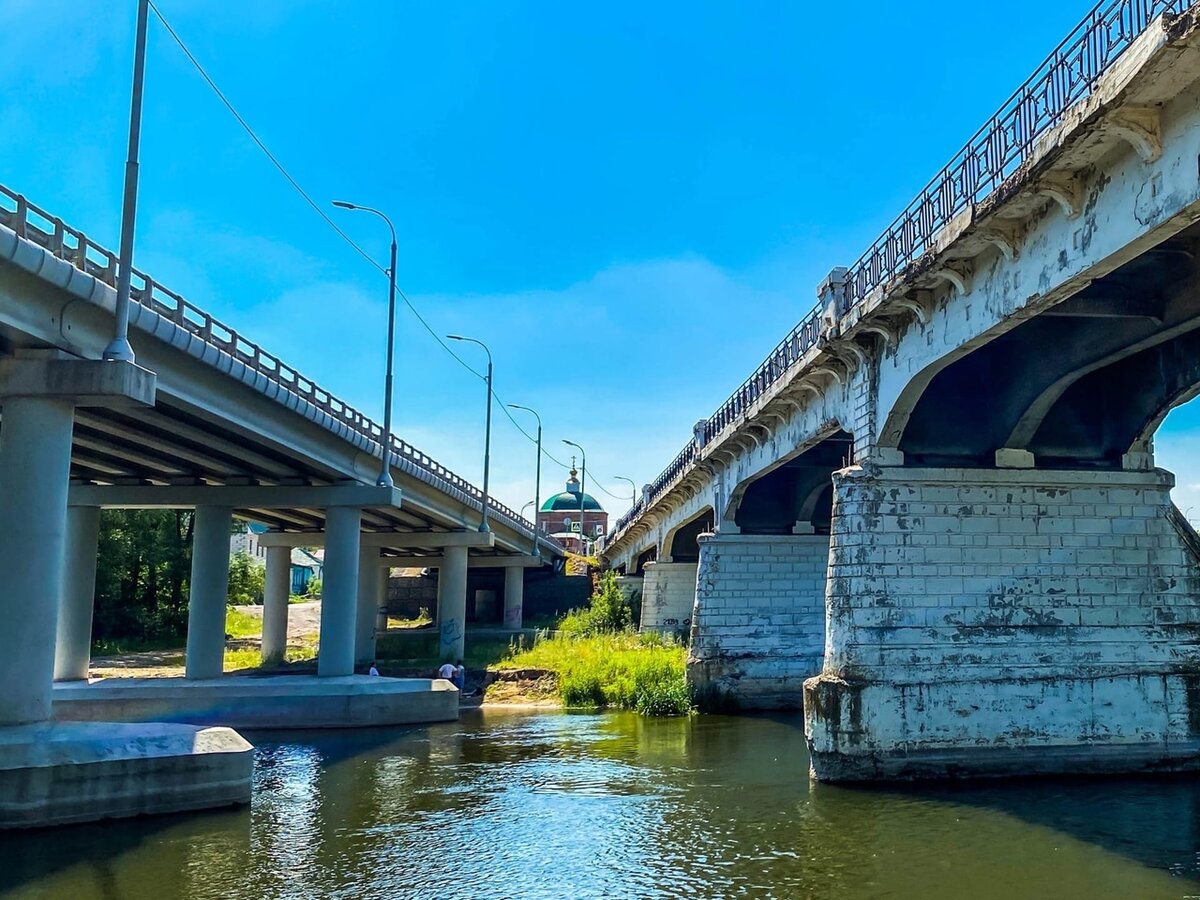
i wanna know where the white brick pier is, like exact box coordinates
[639,562,698,636]
[688,533,828,709]
[804,466,1200,781]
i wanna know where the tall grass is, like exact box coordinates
[500,630,692,716]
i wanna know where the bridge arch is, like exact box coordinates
[662,507,715,563]
[880,229,1200,469]
[729,429,852,534]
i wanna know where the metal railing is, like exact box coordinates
[0,184,542,541]
[607,0,1190,549]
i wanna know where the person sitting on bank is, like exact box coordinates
[368,661,380,677]
[437,660,457,685]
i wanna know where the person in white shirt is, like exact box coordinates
[368,662,380,677]
[438,661,457,682]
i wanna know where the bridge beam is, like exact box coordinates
[69,483,402,512]
[355,547,382,666]
[503,565,525,631]
[258,529,492,549]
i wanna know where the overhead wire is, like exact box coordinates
[148,2,643,503]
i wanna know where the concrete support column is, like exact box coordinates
[185,506,233,680]
[0,397,75,724]
[317,506,361,677]
[376,567,390,636]
[437,545,469,662]
[638,561,699,635]
[54,505,102,681]
[355,548,381,665]
[261,545,291,664]
[503,565,524,630]
[688,532,829,710]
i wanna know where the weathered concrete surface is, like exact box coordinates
[0,721,252,829]
[688,533,828,709]
[639,561,698,635]
[804,465,1200,781]
[53,675,459,730]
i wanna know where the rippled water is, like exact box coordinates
[3,710,1200,899]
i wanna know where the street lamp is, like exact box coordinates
[104,0,150,363]
[332,200,398,489]
[562,439,587,553]
[612,475,637,508]
[448,335,493,532]
[509,404,542,557]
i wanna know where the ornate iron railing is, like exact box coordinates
[0,183,542,540]
[608,0,1190,549]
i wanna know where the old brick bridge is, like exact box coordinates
[603,1,1200,781]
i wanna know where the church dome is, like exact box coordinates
[541,491,603,512]
[539,465,604,513]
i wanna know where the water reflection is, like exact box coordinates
[1,711,1199,899]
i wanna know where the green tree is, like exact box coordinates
[93,509,193,645]
[227,551,265,605]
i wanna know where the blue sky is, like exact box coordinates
[3,0,1199,518]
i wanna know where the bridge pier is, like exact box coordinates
[688,532,828,709]
[437,545,469,661]
[355,547,381,665]
[185,506,233,680]
[0,358,251,828]
[503,564,524,630]
[261,544,291,664]
[317,506,362,677]
[805,465,1200,782]
[639,561,698,636]
[54,505,101,682]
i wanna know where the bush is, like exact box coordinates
[558,571,632,636]
[227,552,265,605]
[501,630,693,717]
[305,576,323,598]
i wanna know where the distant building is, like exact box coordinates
[537,465,606,554]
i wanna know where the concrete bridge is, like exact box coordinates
[605,1,1200,780]
[0,179,561,825]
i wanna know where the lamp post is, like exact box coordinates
[508,404,542,557]
[612,475,637,509]
[448,335,493,532]
[104,0,150,363]
[332,200,398,488]
[562,439,587,554]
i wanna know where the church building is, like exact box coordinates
[537,465,607,555]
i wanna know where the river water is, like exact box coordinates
[2,710,1200,899]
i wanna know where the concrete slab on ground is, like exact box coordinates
[0,720,252,829]
[52,675,460,729]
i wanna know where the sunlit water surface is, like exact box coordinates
[2,710,1200,899]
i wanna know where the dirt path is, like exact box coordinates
[90,601,323,679]
[239,600,322,641]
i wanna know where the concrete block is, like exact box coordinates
[0,721,252,829]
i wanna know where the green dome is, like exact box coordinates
[541,491,603,513]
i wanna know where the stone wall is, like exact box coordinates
[687,533,828,710]
[806,465,1200,780]
[639,562,698,636]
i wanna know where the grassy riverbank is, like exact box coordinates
[494,631,691,715]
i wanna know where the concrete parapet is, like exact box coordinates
[52,675,460,730]
[806,465,1200,781]
[687,532,829,710]
[0,721,252,829]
